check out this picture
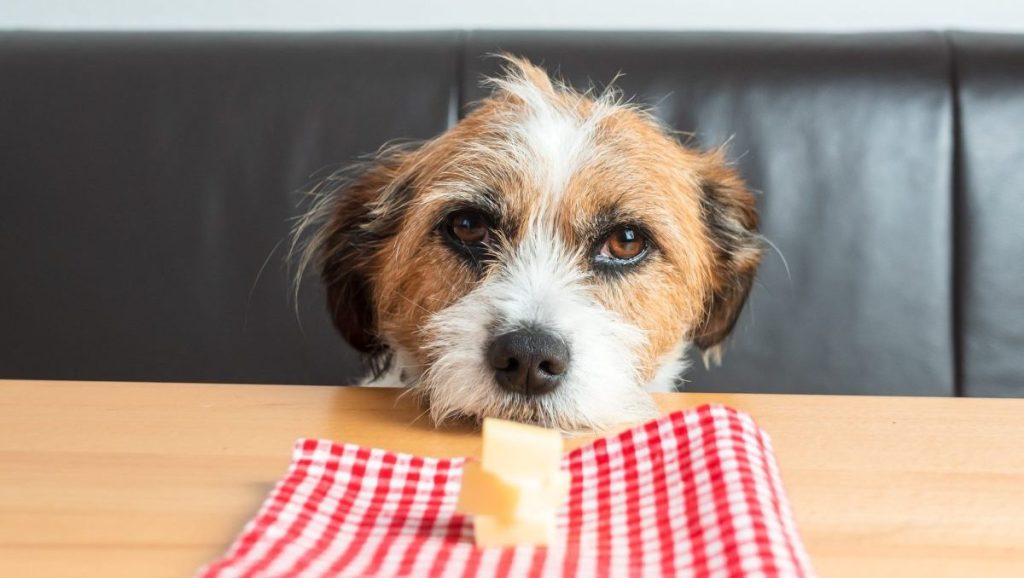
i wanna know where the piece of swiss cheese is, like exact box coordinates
[458,418,569,547]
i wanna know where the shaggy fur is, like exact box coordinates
[293,57,761,431]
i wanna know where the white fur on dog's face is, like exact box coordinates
[420,227,656,430]
[298,58,761,431]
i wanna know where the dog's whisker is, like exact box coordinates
[245,238,285,332]
[759,234,792,284]
[390,289,433,316]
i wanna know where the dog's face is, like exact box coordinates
[300,58,760,430]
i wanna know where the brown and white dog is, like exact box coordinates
[295,57,761,431]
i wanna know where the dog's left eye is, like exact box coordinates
[598,226,648,262]
[447,210,491,245]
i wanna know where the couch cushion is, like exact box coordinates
[952,32,1024,398]
[0,32,458,384]
[463,31,955,395]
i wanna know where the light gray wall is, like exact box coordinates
[4,0,1024,31]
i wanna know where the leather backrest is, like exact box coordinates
[462,32,955,395]
[0,32,458,384]
[953,32,1024,398]
[3,31,1022,397]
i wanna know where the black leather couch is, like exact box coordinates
[2,31,1022,397]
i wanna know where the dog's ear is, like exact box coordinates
[693,154,762,365]
[310,151,415,359]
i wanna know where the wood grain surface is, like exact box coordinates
[2,380,1023,577]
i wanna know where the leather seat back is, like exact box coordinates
[3,31,1022,397]
[0,32,459,384]
[462,32,955,395]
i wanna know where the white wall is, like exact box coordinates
[3,0,1024,32]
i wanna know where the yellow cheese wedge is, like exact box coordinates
[458,417,569,547]
[472,514,558,548]
[456,461,570,523]
[480,418,562,480]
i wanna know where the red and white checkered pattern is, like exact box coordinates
[198,404,814,577]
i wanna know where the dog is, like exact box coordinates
[294,57,761,431]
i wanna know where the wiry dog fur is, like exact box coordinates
[293,57,761,431]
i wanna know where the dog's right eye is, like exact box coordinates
[446,210,491,245]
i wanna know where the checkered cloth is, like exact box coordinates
[197,404,814,577]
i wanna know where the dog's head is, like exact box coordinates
[297,58,761,430]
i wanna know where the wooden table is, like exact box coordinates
[2,380,1023,577]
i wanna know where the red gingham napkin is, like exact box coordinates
[197,404,814,577]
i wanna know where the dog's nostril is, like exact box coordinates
[486,328,570,396]
[538,359,565,376]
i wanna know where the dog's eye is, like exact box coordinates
[600,226,647,262]
[447,210,491,245]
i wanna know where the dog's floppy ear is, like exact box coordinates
[693,154,762,365]
[302,149,415,360]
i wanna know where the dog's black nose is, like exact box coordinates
[487,328,570,396]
